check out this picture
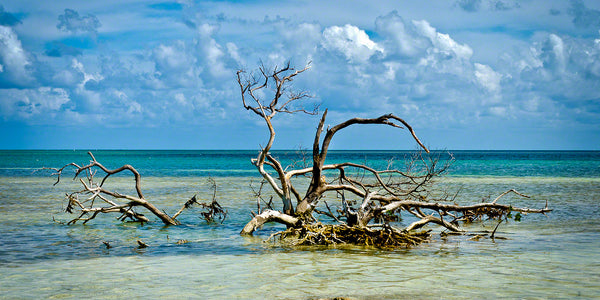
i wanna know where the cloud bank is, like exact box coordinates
[0,1,598,149]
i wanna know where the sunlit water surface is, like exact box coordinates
[0,151,599,299]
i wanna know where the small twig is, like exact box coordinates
[490,219,503,239]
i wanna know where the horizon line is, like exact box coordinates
[0,149,598,152]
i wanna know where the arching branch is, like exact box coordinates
[47,152,179,225]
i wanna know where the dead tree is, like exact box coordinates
[237,62,551,246]
[45,152,224,225]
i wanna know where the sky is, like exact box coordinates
[0,0,599,150]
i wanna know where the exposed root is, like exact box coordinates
[267,223,430,248]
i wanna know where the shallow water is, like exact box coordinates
[0,151,599,299]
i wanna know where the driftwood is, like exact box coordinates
[172,178,228,224]
[45,152,226,225]
[237,61,551,247]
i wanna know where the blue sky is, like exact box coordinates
[0,0,599,150]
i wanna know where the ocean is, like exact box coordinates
[0,150,599,299]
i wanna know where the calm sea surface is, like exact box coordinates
[0,150,599,299]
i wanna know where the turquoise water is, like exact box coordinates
[0,150,599,299]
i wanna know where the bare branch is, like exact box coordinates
[240,209,300,236]
[492,189,530,204]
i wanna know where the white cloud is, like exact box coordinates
[71,58,103,85]
[278,22,322,61]
[282,22,321,43]
[69,58,104,112]
[226,42,243,65]
[413,20,473,61]
[2,2,600,149]
[375,12,429,58]
[520,32,600,87]
[174,92,187,106]
[410,20,474,77]
[321,24,383,63]
[474,63,501,93]
[540,33,566,73]
[154,43,191,71]
[152,41,201,88]
[373,12,474,80]
[196,23,229,78]
[111,89,141,115]
[0,25,32,85]
[0,87,70,120]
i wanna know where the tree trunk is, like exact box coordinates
[241,209,300,235]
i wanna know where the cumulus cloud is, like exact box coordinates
[413,20,473,61]
[321,24,383,63]
[194,23,241,79]
[0,11,239,125]
[57,9,101,35]
[514,32,595,85]
[0,87,70,120]
[474,63,501,93]
[2,2,599,148]
[197,23,227,76]
[0,7,544,130]
[0,25,32,86]
[152,41,201,88]
[154,43,191,71]
[374,11,473,76]
[303,11,492,125]
[68,58,104,113]
[500,30,600,128]
[375,12,429,59]
[111,89,142,116]
[540,34,566,73]
[23,30,238,126]
[278,22,321,61]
